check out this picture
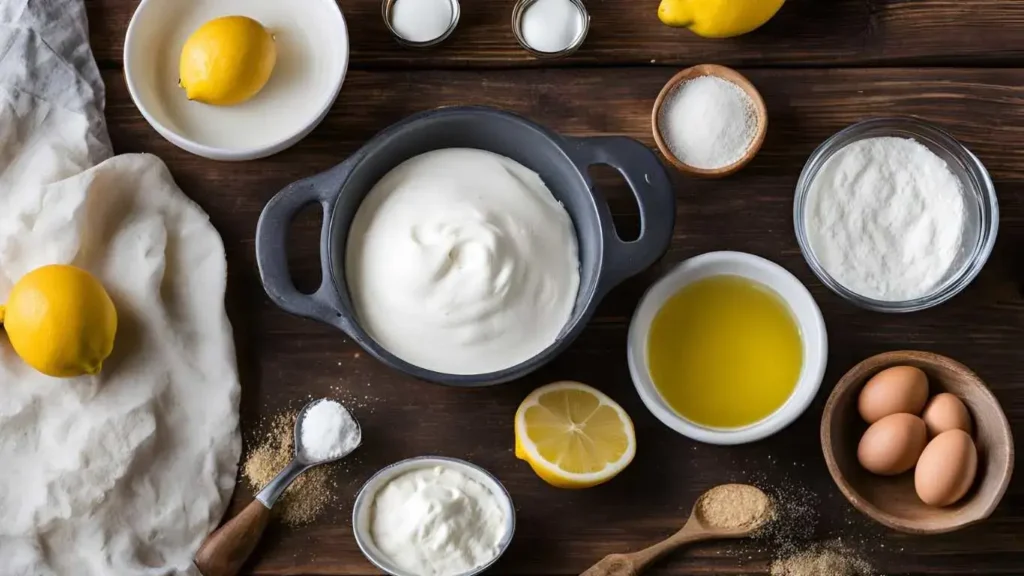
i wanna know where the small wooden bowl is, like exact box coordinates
[651,64,767,178]
[821,351,1014,534]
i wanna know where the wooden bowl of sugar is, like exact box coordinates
[652,64,767,178]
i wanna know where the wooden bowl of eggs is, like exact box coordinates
[821,350,1013,534]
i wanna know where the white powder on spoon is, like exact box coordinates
[805,136,965,301]
[658,75,757,170]
[300,400,361,461]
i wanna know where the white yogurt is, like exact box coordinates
[370,465,507,576]
[346,148,580,375]
[390,0,454,43]
[521,0,583,53]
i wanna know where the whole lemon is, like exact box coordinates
[658,0,786,38]
[0,265,117,378]
[179,16,277,106]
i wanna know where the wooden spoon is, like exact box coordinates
[580,484,772,576]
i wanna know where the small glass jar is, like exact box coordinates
[512,0,590,58]
[382,0,460,48]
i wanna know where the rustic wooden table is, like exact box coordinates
[88,0,1024,574]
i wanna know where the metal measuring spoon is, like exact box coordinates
[194,399,362,576]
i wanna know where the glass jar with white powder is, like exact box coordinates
[512,0,591,57]
[383,0,460,47]
[795,118,998,312]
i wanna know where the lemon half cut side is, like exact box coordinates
[515,381,636,489]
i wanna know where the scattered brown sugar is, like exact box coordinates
[752,475,818,555]
[739,457,888,574]
[242,410,336,526]
[770,540,877,576]
[697,483,773,530]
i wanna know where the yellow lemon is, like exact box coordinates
[514,381,636,489]
[179,16,277,106]
[0,265,117,378]
[658,0,786,38]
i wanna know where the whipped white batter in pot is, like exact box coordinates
[345,148,580,375]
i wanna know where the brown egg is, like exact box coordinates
[857,366,929,423]
[857,413,928,476]
[921,393,972,438]
[915,429,978,507]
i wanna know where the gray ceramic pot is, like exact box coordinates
[256,106,675,386]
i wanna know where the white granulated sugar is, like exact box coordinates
[658,75,757,170]
[806,136,965,301]
[521,0,584,53]
[301,400,361,461]
[390,0,453,43]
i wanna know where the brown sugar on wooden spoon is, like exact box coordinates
[580,484,773,576]
[696,483,774,530]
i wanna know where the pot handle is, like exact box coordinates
[255,162,354,332]
[570,136,676,294]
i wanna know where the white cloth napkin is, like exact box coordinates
[0,2,241,575]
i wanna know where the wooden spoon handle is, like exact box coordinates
[579,524,711,576]
[194,499,272,576]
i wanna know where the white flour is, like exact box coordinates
[805,137,965,301]
[300,400,360,461]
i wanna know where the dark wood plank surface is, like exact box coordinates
[99,64,1024,575]
[85,0,1024,573]
[86,0,1024,69]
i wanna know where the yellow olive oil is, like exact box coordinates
[647,275,802,428]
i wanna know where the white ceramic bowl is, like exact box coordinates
[627,251,828,445]
[352,456,516,576]
[124,0,349,161]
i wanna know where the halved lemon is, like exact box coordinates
[514,381,636,489]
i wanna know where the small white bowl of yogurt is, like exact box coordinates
[353,456,515,576]
[124,0,349,160]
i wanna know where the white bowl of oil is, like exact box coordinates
[628,251,828,445]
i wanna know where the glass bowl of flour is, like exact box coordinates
[795,118,998,312]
